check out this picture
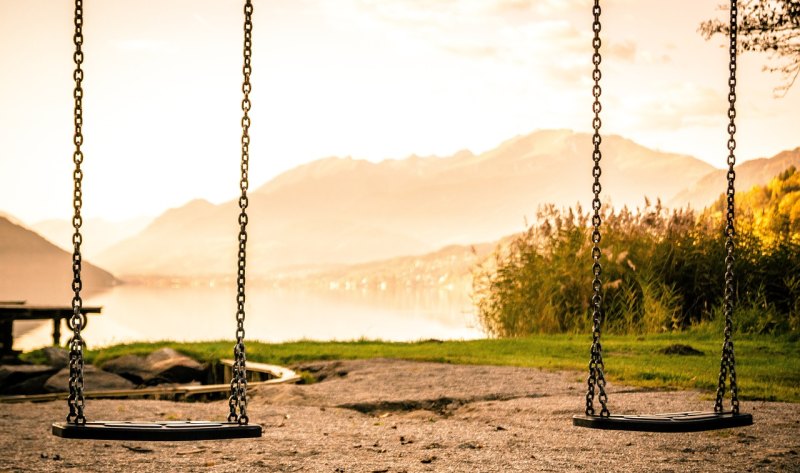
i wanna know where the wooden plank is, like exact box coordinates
[0,305,102,321]
[219,358,299,382]
[182,375,301,397]
[0,305,102,312]
[0,386,190,403]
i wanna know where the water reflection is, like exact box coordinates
[15,284,484,351]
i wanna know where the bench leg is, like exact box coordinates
[0,320,13,356]
[53,318,62,346]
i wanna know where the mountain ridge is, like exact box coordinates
[0,217,118,304]
[91,129,796,278]
[670,147,800,209]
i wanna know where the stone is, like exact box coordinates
[2,373,53,395]
[101,354,152,384]
[98,348,206,387]
[659,344,704,356]
[144,348,205,384]
[41,347,69,369]
[43,365,135,393]
[0,364,59,393]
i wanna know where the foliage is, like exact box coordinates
[473,168,800,337]
[699,0,800,95]
[706,165,800,243]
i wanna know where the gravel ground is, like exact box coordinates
[1,358,797,472]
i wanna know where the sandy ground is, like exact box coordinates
[0,359,798,472]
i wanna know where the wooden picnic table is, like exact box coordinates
[0,303,102,356]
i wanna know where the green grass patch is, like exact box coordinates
[24,332,799,403]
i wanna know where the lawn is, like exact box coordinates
[27,332,799,403]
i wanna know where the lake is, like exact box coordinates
[14,284,485,351]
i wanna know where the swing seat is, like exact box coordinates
[572,411,752,432]
[52,421,262,441]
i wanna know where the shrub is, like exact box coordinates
[474,187,800,337]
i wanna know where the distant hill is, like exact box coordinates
[704,165,800,242]
[0,217,118,304]
[671,148,800,209]
[289,241,498,293]
[31,216,153,259]
[94,129,757,278]
[286,165,800,296]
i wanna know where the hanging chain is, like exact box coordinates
[585,0,610,418]
[66,0,87,425]
[229,0,253,426]
[715,0,740,415]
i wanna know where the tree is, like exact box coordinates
[700,1,800,96]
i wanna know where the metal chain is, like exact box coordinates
[585,0,609,418]
[229,0,253,426]
[715,0,740,415]
[67,0,87,425]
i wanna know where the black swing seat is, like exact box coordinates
[52,421,262,441]
[573,411,752,433]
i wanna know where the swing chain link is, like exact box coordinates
[714,0,740,415]
[229,0,253,426]
[67,0,87,425]
[585,0,610,418]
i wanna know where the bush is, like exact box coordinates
[473,194,800,337]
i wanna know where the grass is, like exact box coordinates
[25,332,800,403]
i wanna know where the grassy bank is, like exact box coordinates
[28,332,799,403]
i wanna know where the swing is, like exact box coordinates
[572,0,753,433]
[51,0,262,441]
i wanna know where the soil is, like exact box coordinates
[1,359,797,472]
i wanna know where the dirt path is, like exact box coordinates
[1,359,798,472]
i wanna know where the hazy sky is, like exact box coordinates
[1,0,798,222]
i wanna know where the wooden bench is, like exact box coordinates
[0,303,102,357]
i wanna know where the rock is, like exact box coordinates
[0,364,59,393]
[41,347,69,369]
[144,348,205,384]
[43,365,135,392]
[659,344,704,356]
[2,373,53,395]
[102,348,205,385]
[101,354,152,384]
[295,361,348,382]
[121,444,154,453]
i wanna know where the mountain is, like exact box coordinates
[704,165,800,240]
[31,215,153,259]
[671,147,800,209]
[286,163,800,297]
[0,217,118,304]
[95,129,718,277]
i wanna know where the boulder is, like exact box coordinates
[41,347,69,369]
[101,348,206,386]
[0,364,59,394]
[101,354,152,384]
[144,348,205,384]
[44,365,135,393]
[2,373,53,395]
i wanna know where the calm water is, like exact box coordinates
[15,284,484,351]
